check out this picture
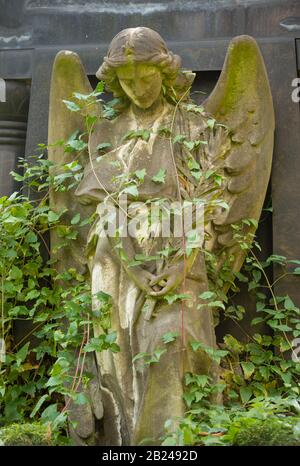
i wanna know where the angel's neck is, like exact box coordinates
[130,95,165,122]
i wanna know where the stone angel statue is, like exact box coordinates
[48,27,274,445]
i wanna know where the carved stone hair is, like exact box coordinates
[96,27,182,98]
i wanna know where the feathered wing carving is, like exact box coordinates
[48,51,99,274]
[203,35,275,283]
[48,51,103,444]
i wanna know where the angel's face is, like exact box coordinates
[116,63,162,109]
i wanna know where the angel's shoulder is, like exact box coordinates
[89,107,133,149]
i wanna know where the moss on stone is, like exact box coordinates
[219,39,257,114]
[0,422,52,446]
[230,417,300,446]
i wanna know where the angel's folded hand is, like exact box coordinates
[129,268,157,294]
[148,263,185,297]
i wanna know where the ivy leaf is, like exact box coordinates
[198,300,225,310]
[132,352,148,363]
[9,266,23,281]
[66,139,87,152]
[253,270,261,283]
[266,254,287,265]
[183,391,195,408]
[73,91,90,101]
[158,127,172,137]
[11,171,25,182]
[240,386,252,404]
[95,290,111,303]
[259,366,270,381]
[15,342,30,366]
[186,103,205,114]
[190,341,228,363]
[161,331,179,344]
[187,158,200,171]
[73,392,88,405]
[183,140,195,151]
[134,169,146,182]
[25,289,40,301]
[284,296,296,311]
[241,361,255,380]
[190,341,203,352]
[25,231,38,244]
[62,100,80,112]
[48,211,60,223]
[209,301,226,310]
[122,184,139,197]
[85,115,98,130]
[207,118,216,129]
[30,394,48,418]
[83,332,120,353]
[123,129,150,142]
[41,404,60,422]
[149,348,167,364]
[256,301,265,312]
[173,134,186,144]
[235,271,248,283]
[71,213,81,225]
[164,293,190,304]
[199,291,216,300]
[275,323,293,332]
[133,348,166,366]
[152,168,166,184]
[95,81,105,94]
[97,142,111,152]
[251,317,265,326]
[223,335,244,354]
[106,332,118,345]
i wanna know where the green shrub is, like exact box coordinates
[0,422,52,446]
[229,416,300,446]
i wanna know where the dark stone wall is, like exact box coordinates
[0,80,29,196]
[0,0,299,50]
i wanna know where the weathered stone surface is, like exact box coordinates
[49,27,274,445]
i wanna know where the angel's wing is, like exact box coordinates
[48,51,100,274]
[48,52,103,445]
[203,35,274,280]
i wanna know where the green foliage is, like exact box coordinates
[162,398,300,446]
[161,331,179,344]
[162,247,300,446]
[83,331,120,353]
[151,168,166,184]
[123,129,151,142]
[133,348,167,369]
[0,181,93,438]
[0,422,52,446]
[228,416,300,446]
[0,108,118,442]
[2,80,300,449]
[58,81,300,448]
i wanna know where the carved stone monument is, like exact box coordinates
[48,27,274,445]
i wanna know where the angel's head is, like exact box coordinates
[96,27,182,109]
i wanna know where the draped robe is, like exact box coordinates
[75,98,229,445]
